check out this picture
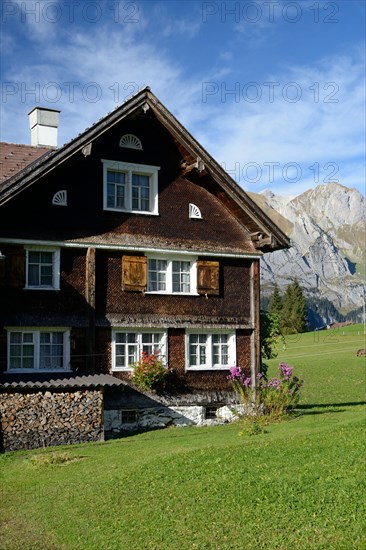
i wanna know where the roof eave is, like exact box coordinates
[0,86,291,251]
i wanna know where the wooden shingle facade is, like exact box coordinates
[0,88,290,446]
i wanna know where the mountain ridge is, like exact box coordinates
[249,182,365,323]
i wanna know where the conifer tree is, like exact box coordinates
[268,285,283,315]
[291,278,307,333]
[280,278,307,334]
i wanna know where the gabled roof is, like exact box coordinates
[0,142,52,183]
[0,87,290,252]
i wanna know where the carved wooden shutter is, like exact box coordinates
[197,260,219,295]
[122,255,147,292]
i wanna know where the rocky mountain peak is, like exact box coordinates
[249,183,366,322]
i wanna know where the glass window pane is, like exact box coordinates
[10,332,22,343]
[106,172,125,209]
[107,170,116,183]
[28,265,39,285]
[22,344,34,357]
[40,344,51,356]
[116,355,125,367]
[148,260,166,291]
[128,346,138,365]
[53,333,63,344]
[10,357,21,369]
[22,357,34,369]
[116,172,125,184]
[172,261,190,292]
[132,174,150,211]
[28,251,40,263]
[141,333,152,344]
[40,252,53,263]
[10,345,21,357]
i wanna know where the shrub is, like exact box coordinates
[228,362,303,422]
[129,352,170,391]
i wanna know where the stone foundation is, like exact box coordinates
[0,389,104,452]
[105,403,237,433]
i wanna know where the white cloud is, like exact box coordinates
[1,5,364,197]
[151,3,202,38]
[196,49,366,194]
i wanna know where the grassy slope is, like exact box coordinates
[1,325,365,550]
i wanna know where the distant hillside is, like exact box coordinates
[249,182,366,325]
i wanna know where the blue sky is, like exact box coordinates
[1,0,365,196]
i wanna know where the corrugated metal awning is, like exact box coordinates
[0,373,126,390]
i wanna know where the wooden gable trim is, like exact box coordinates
[147,93,290,251]
[122,255,147,292]
[0,87,290,252]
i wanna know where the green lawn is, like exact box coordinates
[1,325,365,550]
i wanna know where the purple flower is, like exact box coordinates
[228,366,243,381]
[279,362,293,380]
[267,377,281,389]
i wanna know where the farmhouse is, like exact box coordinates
[0,87,290,451]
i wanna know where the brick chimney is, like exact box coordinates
[28,107,60,148]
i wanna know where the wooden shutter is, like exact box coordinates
[197,260,219,295]
[122,255,147,292]
[0,257,5,286]
[6,248,26,288]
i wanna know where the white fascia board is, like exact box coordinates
[0,237,262,259]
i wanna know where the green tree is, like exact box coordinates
[281,278,307,334]
[260,311,284,378]
[268,285,283,315]
[292,278,307,332]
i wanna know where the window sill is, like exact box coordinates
[104,208,159,216]
[186,367,230,371]
[5,369,72,374]
[23,287,60,291]
[112,368,133,372]
[145,292,199,296]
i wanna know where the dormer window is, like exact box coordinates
[102,160,159,215]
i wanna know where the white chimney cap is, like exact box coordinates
[28,107,60,148]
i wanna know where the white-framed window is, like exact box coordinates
[186,331,236,370]
[147,256,197,294]
[112,329,167,371]
[6,328,70,372]
[102,160,160,214]
[25,246,60,290]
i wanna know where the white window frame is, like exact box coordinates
[185,330,236,371]
[102,160,160,215]
[6,327,71,373]
[112,329,167,372]
[25,246,60,290]
[146,255,198,295]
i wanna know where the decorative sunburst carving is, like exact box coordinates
[189,203,202,219]
[52,190,67,206]
[119,134,143,150]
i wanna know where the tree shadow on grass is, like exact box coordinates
[290,401,365,419]
[297,401,365,410]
